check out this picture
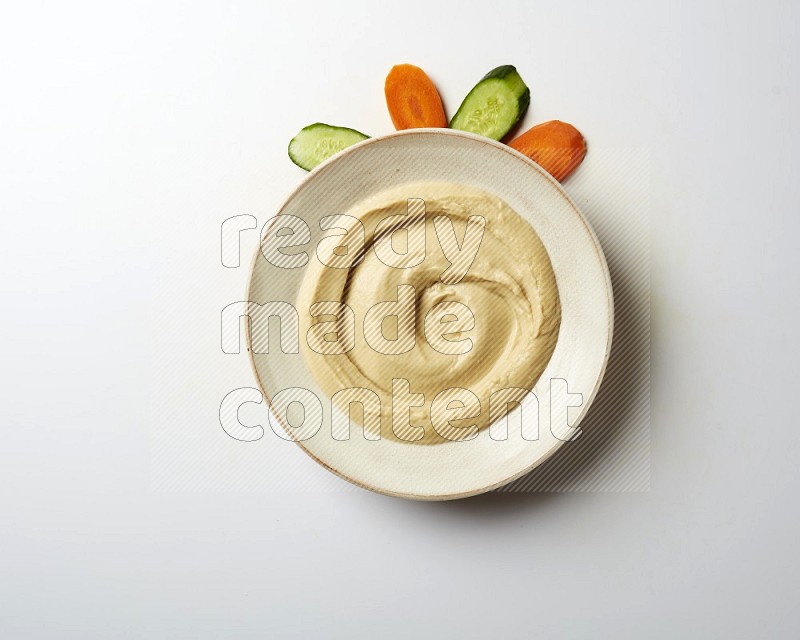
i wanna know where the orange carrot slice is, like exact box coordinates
[384,64,447,130]
[507,120,587,181]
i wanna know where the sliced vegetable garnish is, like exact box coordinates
[449,65,530,141]
[288,123,370,171]
[384,64,447,130]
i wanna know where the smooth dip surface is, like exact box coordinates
[296,182,561,444]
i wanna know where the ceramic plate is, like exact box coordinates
[247,129,612,500]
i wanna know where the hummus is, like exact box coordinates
[296,182,560,444]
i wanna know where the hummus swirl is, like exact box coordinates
[297,182,560,444]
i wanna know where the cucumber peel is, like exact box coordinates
[288,123,369,171]
[449,65,530,141]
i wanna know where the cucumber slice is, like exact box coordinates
[449,65,530,141]
[288,123,369,171]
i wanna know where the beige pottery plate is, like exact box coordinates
[247,129,612,500]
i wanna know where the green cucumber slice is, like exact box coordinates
[288,123,369,171]
[449,65,530,141]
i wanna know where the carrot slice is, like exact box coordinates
[507,120,587,181]
[384,64,447,130]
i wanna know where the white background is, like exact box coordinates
[2,0,799,637]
